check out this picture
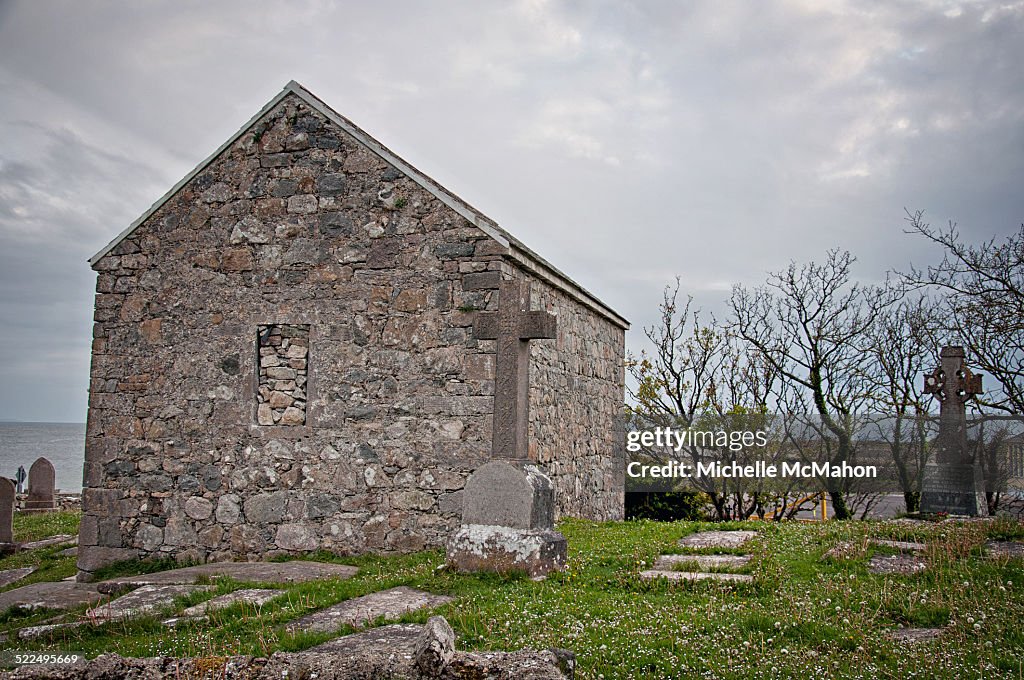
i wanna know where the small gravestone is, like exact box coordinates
[446,460,567,577]
[0,477,15,555]
[920,347,987,516]
[24,457,56,513]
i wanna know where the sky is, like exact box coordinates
[0,0,1022,423]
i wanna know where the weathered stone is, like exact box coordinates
[230,216,270,244]
[447,525,567,578]
[97,561,357,593]
[461,461,555,530]
[888,627,944,643]
[287,194,318,214]
[414,615,456,675]
[677,530,759,549]
[20,535,76,550]
[639,569,754,584]
[275,523,318,551]
[285,586,453,633]
[652,554,751,570]
[280,406,306,425]
[871,539,927,553]
[215,494,242,524]
[986,540,1024,559]
[184,496,214,520]
[165,588,283,624]
[0,567,35,588]
[244,491,287,523]
[88,584,212,622]
[24,457,56,512]
[0,581,104,612]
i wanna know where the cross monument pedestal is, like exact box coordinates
[446,276,567,577]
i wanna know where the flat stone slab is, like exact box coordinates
[986,540,1024,559]
[677,530,758,549]
[871,539,927,553]
[0,567,35,588]
[59,546,78,557]
[640,569,753,583]
[868,554,927,575]
[0,581,103,611]
[653,554,751,570]
[98,560,358,593]
[87,584,212,622]
[163,588,283,626]
[20,535,77,550]
[308,622,423,654]
[888,627,943,643]
[18,622,85,640]
[286,586,454,634]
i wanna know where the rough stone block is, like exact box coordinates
[447,524,566,578]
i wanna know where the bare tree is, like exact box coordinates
[862,295,946,513]
[626,280,803,521]
[730,250,900,519]
[901,210,1024,414]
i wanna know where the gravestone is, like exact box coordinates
[920,346,987,516]
[0,477,15,555]
[24,457,56,513]
[446,276,566,577]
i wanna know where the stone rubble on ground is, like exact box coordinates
[867,554,927,575]
[0,615,574,679]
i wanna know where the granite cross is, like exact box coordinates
[923,346,983,466]
[473,276,557,459]
[920,345,987,515]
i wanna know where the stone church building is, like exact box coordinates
[78,81,628,579]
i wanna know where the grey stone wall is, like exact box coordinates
[78,92,624,577]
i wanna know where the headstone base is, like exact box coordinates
[447,524,566,578]
[920,463,988,516]
[0,543,16,558]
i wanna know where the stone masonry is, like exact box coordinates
[77,81,627,578]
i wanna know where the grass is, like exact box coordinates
[1,513,1023,678]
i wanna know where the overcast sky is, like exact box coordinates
[0,0,1022,422]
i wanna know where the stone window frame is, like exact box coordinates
[247,320,317,438]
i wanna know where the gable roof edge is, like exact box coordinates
[88,81,628,329]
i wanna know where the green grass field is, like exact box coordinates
[2,512,1023,679]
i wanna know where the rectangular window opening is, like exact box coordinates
[256,324,309,426]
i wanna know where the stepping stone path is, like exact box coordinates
[87,584,213,623]
[163,588,283,627]
[677,530,758,549]
[286,586,454,634]
[0,567,35,588]
[20,534,76,551]
[0,581,103,612]
[985,540,1024,559]
[98,560,358,594]
[641,530,757,584]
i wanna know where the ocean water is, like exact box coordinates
[0,422,86,493]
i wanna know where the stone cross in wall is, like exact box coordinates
[920,346,987,515]
[472,275,557,460]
